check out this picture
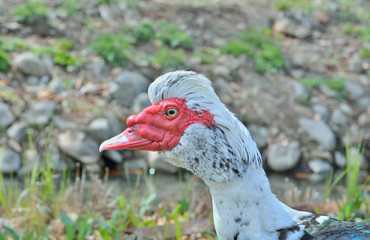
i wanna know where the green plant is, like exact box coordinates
[91,34,135,66]
[360,48,370,58]
[300,77,347,100]
[276,0,313,11]
[1,38,29,52]
[342,23,370,42]
[57,0,81,17]
[133,21,155,42]
[0,50,10,72]
[32,40,82,68]
[323,138,369,221]
[195,48,220,64]
[221,27,286,74]
[150,47,188,70]
[156,22,193,50]
[11,0,48,24]
[61,212,94,240]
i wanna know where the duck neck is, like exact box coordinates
[205,168,308,240]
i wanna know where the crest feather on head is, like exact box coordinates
[148,70,262,168]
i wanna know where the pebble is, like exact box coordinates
[13,52,50,77]
[248,124,268,148]
[330,109,347,127]
[7,122,26,143]
[338,102,353,117]
[123,158,147,172]
[102,150,123,164]
[23,101,56,126]
[0,102,15,128]
[348,55,363,73]
[58,132,100,165]
[131,92,151,114]
[19,150,41,175]
[49,144,67,171]
[54,116,77,130]
[358,112,370,127]
[311,104,330,122]
[298,118,336,150]
[0,148,21,173]
[111,71,150,107]
[104,113,123,136]
[267,141,301,172]
[308,158,332,173]
[344,81,364,99]
[334,151,346,168]
[307,150,333,163]
[84,118,111,143]
[357,97,370,112]
[292,82,309,103]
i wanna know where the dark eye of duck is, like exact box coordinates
[165,108,178,118]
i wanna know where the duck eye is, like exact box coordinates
[165,108,178,118]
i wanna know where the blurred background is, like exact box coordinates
[0,0,369,239]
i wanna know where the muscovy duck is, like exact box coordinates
[100,71,370,240]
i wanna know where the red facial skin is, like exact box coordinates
[99,97,215,152]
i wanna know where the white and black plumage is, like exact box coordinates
[100,71,370,240]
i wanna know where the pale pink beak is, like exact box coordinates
[99,125,152,152]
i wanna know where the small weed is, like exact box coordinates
[300,77,347,100]
[156,22,194,50]
[222,27,286,74]
[360,48,370,58]
[323,137,369,221]
[11,0,48,24]
[276,0,313,11]
[57,0,81,17]
[195,48,221,64]
[342,23,370,42]
[1,38,29,52]
[0,50,10,72]
[91,34,135,66]
[131,21,155,42]
[150,47,188,70]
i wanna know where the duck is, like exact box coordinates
[99,70,370,240]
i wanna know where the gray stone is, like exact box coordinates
[348,55,363,73]
[147,151,179,174]
[293,82,309,103]
[308,158,332,173]
[273,17,311,39]
[13,52,50,77]
[102,150,123,164]
[54,116,77,130]
[84,118,111,143]
[124,158,147,171]
[267,141,301,172]
[58,132,100,165]
[248,124,268,148]
[85,62,109,78]
[334,151,346,168]
[0,148,21,173]
[345,81,364,99]
[98,4,122,22]
[320,84,337,98]
[339,102,353,117]
[18,150,41,175]
[131,93,151,114]
[84,163,101,172]
[299,118,336,150]
[311,104,330,122]
[213,65,230,78]
[26,75,40,85]
[358,112,370,127]
[0,102,15,128]
[347,147,368,169]
[104,113,123,136]
[307,150,333,163]
[24,101,56,125]
[330,109,347,127]
[7,122,26,143]
[357,97,370,112]
[49,144,67,171]
[111,71,150,107]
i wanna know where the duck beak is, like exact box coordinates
[99,125,152,152]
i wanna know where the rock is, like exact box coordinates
[214,78,233,96]
[320,84,337,98]
[307,150,333,163]
[58,132,100,165]
[26,75,40,85]
[84,118,111,143]
[292,82,309,103]
[131,93,151,114]
[84,163,101,172]
[7,122,26,143]
[311,104,330,122]
[213,65,230,78]
[357,97,370,112]
[0,148,21,173]
[345,81,364,99]
[147,152,179,174]
[308,158,332,173]
[49,144,67,171]
[54,116,77,130]
[348,55,363,73]
[24,101,56,125]
[13,52,50,77]
[267,141,301,172]
[248,124,268,148]
[98,4,122,22]
[334,151,346,168]
[0,102,15,128]
[123,158,147,171]
[111,71,150,107]
[273,17,311,39]
[299,118,336,150]
[102,150,123,164]
[19,150,41,175]
[104,113,123,136]
[339,102,353,117]
[330,109,347,127]
[85,62,109,78]
[346,147,368,169]
[0,217,14,230]
[358,112,370,127]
